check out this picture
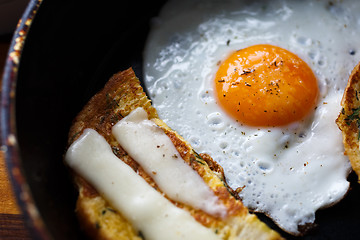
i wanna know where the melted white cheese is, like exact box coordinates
[112,107,226,217]
[65,129,220,240]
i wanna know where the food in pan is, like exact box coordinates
[337,62,360,182]
[64,68,283,240]
[143,0,359,235]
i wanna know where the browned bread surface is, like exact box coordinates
[66,68,284,239]
[336,62,360,182]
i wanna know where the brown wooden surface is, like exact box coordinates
[0,41,32,239]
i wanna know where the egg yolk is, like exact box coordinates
[215,44,319,127]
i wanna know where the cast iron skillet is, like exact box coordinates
[2,0,360,239]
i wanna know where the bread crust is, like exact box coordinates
[66,68,283,239]
[336,62,360,182]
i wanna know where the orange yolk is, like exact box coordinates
[215,44,319,127]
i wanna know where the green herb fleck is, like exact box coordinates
[69,131,81,144]
[345,107,360,139]
[192,150,206,165]
[106,93,120,110]
[190,156,205,166]
[192,150,202,159]
[345,107,360,123]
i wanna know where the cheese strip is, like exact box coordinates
[112,107,226,217]
[65,128,221,240]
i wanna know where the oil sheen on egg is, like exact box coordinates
[143,0,359,235]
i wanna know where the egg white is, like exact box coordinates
[143,0,359,235]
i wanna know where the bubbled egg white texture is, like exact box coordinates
[143,0,359,235]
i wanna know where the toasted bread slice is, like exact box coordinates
[66,68,283,239]
[336,62,360,182]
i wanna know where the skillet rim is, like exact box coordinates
[0,0,50,239]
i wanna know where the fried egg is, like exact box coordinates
[143,0,359,235]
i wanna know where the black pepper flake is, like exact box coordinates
[226,39,231,46]
[245,82,251,87]
[106,208,116,213]
[99,115,106,124]
[95,222,101,229]
[111,146,120,156]
[218,79,225,83]
[138,231,145,240]
[349,49,356,55]
[241,69,255,75]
